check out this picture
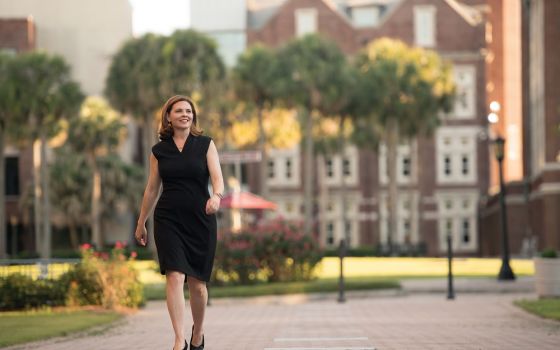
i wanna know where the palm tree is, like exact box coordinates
[66,97,125,248]
[353,39,455,253]
[9,52,83,258]
[49,148,90,248]
[275,34,348,236]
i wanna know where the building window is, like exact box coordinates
[6,157,19,196]
[453,66,476,118]
[285,159,292,179]
[462,199,470,209]
[326,222,334,245]
[325,158,334,178]
[445,219,453,237]
[437,128,477,184]
[267,160,275,179]
[444,155,452,176]
[462,219,470,243]
[414,6,436,47]
[343,157,351,176]
[295,8,318,37]
[461,155,470,175]
[402,157,411,177]
[344,220,352,245]
[351,6,380,28]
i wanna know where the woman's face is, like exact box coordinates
[168,100,194,131]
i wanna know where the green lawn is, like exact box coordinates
[144,276,400,300]
[0,309,122,347]
[515,299,560,321]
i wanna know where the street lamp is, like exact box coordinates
[492,136,516,280]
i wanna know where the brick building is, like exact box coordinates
[192,0,491,256]
[0,1,133,257]
[480,0,560,255]
[0,17,36,257]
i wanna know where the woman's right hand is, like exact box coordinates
[135,224,147,246]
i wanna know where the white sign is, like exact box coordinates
[220,150,262,164]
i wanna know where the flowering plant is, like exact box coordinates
[63,241,144,309]
[214,219,323,285]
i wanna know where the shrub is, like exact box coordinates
[540,248,558,259]
[0,274,66,311]
[214,219,323,285]
[63,242,145,309]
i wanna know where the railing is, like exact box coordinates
[0,259,80,280]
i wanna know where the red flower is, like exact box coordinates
[81,243,92,250]
[115,241,124,249]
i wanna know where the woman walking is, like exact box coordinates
[135,95,223,350]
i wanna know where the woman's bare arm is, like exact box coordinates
[137,153,162,227]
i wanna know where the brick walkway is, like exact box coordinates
[5,291,559,350]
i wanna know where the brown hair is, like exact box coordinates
[158,95,203,140]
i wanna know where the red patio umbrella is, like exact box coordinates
[220,191,277,210]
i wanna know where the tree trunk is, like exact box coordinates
[68,221,79,249]
[0,127,6,258]
[33,139,41,256]
[338,117,349,245]
[91,158,102,249]
[40,132,51,259]
[257,107,269,198]
[303,109,314,236]
[386,118,399,255]
[143,115,156,253]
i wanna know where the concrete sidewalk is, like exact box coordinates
[5,288,558,350]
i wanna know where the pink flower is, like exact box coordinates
[130,251,138,259]
[81,243,92,250]
[115,241,124,249]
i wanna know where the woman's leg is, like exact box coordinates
[166,270,186,350]
[186,276,207,346]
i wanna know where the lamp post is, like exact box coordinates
[492,136,516,280]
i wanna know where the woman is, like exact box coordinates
[135,95,223,350]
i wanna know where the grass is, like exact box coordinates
[144,276,400,300]
[134,257,535,285]
[515,299,560,321]
[0,309,122,347]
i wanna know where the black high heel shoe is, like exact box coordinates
[190,325,204,350]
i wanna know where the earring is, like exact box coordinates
[168,120,172,127]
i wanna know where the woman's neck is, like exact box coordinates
[173,128,190,140]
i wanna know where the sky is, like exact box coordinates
[129,0,190,36]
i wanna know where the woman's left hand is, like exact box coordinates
[205,195,220,214]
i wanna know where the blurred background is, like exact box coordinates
[0,0,558,262]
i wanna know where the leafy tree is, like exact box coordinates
[9,52,84,258]
[66,97,125,248]
[275,34,348,236]
[233,45,279,197]
[106,31,224,247]
[354,38,454,252]
[49,148,90,248]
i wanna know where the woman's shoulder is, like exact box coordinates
[151,139,169,157]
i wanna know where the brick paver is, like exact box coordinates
[5,291,559,350]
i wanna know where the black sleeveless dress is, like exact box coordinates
[151,135,217,282]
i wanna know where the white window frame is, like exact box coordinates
[414,5,436,47]
[295,8,318,37]
[379,192,420,245]
[436,191,479,253]
[267,145,301,188]
[379,141,416,185]
[320,194,361,248]
[436,127,478,184]
[323,146,359,187]
[452,65,476,119]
